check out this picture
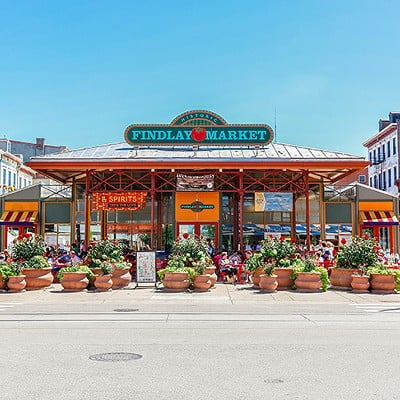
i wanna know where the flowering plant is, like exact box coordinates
[335,235,380,270]
[10,235,46,261]
[86,238,126,267]
[165,235,213,275]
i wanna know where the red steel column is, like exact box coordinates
[150,170,156,249]
[239,170,244,252]
[305,170,311,251]
[84,170,91,251]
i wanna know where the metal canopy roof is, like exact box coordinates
[26,141,368,184]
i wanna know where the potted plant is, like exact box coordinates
[159,234,212,292]
[94,261,114,291]
[367,263,398,294]
[57,264,94,292]
[111,260,132,289]
[6,262,26,292]
[10,235,53,290]
[350,264,370,293]
[245,252,265,288]
[292,257,329,292]
[333,235,379,290]
[246,236,298,289]
[259,262,278,293]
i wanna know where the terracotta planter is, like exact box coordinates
[204,266,217,287]
[0,274,6,290]
[60,272,89,292]
[22,268,53,290]
[259,274,278,293]
[94,274,113,291]
[370,273,396,294]
[330,268,359,290]
[88,267,103,289]
[111,268,131,289]
[295,272,322,292]
[251,267,264,289]
[351,275,370,293]
[7,275,26,292]
[90,267,103,275]
[274,268,294,290]
[193,274,212,292]
[162,272,190,292]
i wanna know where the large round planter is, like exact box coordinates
[111,268,131,289]
[60,272,89,292]
[351,275,370,293]
[251,267,264,289]
[204,266,217,287]
[94,275,113,291]
[295,272,322,292]
[22,268,53,291]
[259,274,278,293]
[193,274,212,292]
[330,268,359,290]
[162,272,190,292]
[7,275,26,292]
[370,273,396,294]
[274,268,294,290]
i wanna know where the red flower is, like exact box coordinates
[182,232,189,239]
[341,238,347,245]
[113,241,118,244]
[269,235,273,238]
[364,234,370,239]
[280,236,285,241]
[290,238,296,243]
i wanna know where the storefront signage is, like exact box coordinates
[180,201,215,212]
[124,125,274,146]
[92,191,147,211]
[171,111,226,126]
[255,192,293,212]
[177,174,214,191]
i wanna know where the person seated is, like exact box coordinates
[219,252,237,283]
[57,250,72,265]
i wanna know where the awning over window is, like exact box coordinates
[360,211,399,226]
[0,211,38,226]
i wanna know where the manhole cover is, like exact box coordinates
[89,352,142,362]
[114,308,139,312]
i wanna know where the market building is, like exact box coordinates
[18,109,388,253]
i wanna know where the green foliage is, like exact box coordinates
[166,235,213,275]
[367,264,400,291]
[157,266,196,282]
[7,262,24,276]
[336,235,380,270]
[10,235,46,261]
[57,264,94,281]
[23,255,49,269]
[100,261,114,275]
[260,236,298,261]
[112,261,132,270]
[246,237,298,272]
[87,238,126,263]
[262,262,275,276]
[0,263,13,279]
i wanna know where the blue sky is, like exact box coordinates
[1,0,399,157]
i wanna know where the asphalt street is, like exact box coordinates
[1,283,400,400]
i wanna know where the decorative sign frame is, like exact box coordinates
[136,251,157,286]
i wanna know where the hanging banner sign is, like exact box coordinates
[177,174,214,191]
[124,125,274,146]
[255,192,293,212]
[92,191,147,211]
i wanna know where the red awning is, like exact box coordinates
[0,211,38,226]
[360,211,398,226]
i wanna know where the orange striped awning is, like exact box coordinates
[0,211,38,226]
[360,211,398,226]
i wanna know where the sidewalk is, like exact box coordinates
[1,282,399,314]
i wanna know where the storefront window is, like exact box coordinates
[44,224,71,250]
